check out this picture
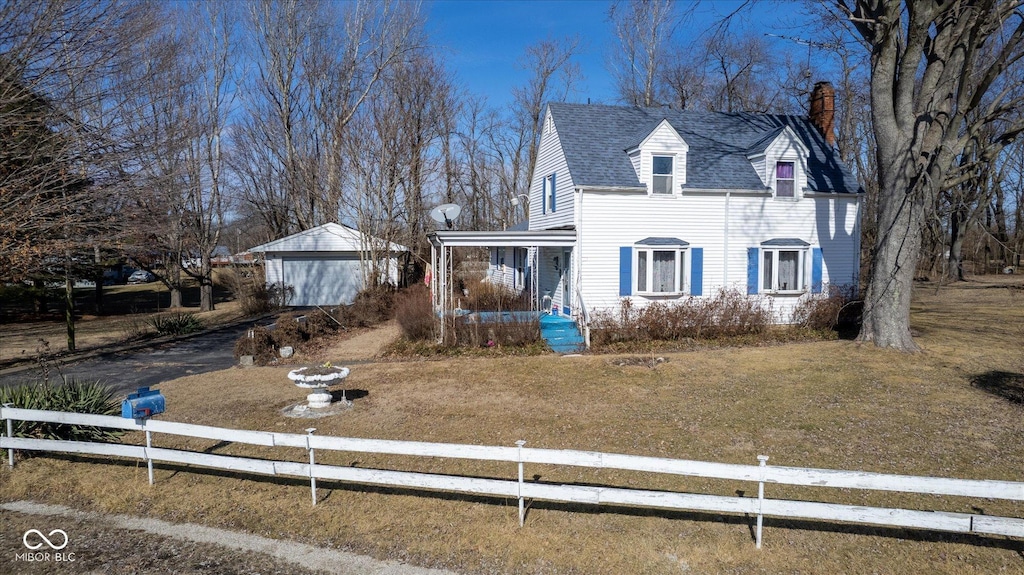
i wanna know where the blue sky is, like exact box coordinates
[426,0,815,110]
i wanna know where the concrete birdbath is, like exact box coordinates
[288,365,350,409]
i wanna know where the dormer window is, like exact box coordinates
[653,156,673,194]
[775,161,795,197]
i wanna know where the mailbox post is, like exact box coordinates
[122,387,165,485]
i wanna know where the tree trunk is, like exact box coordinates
[200,254,214,312]
[946,206,967,281]
[65,271,76,352]
[856,143,924,351]
[92,244,104,314]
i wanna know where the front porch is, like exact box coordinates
[427,229,586,351]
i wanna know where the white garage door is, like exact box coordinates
[281,254,362,306]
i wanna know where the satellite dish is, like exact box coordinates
[429,203,462,229]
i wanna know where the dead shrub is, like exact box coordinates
[461,280,530,311]
[220,267,277,315]
[232,326,276,365]
[591,289,772,346]
[272,312,308,349]
[791,285,860,332]
[395,284,435,341]
[304,308,342,338]
[446,315,540,348]
[338,284,396,327]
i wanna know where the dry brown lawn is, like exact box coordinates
[0,297,246,363]
[2,277,1024,574]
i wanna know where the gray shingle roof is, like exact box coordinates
[548,103,862,194]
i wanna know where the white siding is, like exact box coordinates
[264,251,401,307]
[750,155,768,187]
[577,190,861,323]
[764,130,808,198]
[638,121,688,192]
[486,247,516,292]
[531,110,574,230]
[265,255,284,286]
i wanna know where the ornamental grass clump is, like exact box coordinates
[149,312,204,336]
[0,379,123,443]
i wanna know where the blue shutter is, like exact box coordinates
[550,173,556,212]
[811,247,823,293]
[747,248,759,295]
[690,248,703,296]
[619,247,632,296]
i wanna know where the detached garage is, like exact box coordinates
[249,223,407,307]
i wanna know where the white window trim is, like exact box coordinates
[545,173,556,213]
[634,246,688,296]
[772,158,800,200]
[651,154,675,196]
[761,246,808,295]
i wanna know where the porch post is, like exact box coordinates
[439,243,447,343]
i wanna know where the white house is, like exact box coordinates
[250,223,407,307]
[429,82,862,343]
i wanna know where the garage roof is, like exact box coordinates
[249,223,408,253]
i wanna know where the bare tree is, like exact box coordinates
[181,1,236,311]
[0,0,157,349]
[233,0,424,242]
[497,37,581,223]
[608,0,686,106]
[836,0,1024,351]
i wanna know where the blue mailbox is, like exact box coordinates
[122,387,165,419]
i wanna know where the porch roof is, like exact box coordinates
[428,229,577,248]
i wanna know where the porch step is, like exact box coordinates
[539,314,585,354]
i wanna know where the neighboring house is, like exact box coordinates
[430,82,862,338]
[250,223,407,307]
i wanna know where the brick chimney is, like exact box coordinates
[809,81,836,147]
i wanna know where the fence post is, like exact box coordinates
[756,454,769,549]
[145,425,154,485]
[516,440,526,527]
[3,404,13,469]
[306,428,317,506]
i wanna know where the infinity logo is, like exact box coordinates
[23,529,69,550]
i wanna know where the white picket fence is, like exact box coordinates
[2,406,1024,549]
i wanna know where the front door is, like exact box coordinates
[561,248,571,315]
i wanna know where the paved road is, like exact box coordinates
[0,322,259,396]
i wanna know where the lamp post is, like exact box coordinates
[510,194,530,220]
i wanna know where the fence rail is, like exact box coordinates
[3,406,1023,547]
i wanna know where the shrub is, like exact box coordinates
[447,316,541,348]
[272,312,308,349]
[462,280,530,311]
[791,285,860,332]
[0,380,123,442]
[149,312,204,336]
[339,284,396,327]
[220,267,297,314]
[233,325,277,366]
[304,308,342,338]
[395,284,435,341]
[591,289,771,346]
